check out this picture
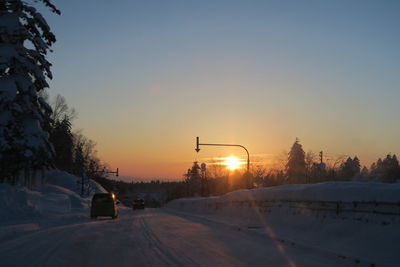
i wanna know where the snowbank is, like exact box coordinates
[174,182,400,205]
[0,170,108,222]
[0,183,39,221]
[166,182,400,266]
[45,169,107,195]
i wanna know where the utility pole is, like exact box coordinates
[195,136,250,172]
[319,151,323,164]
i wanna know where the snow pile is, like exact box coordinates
[0,183,39,221]
[38,184,87,211]
[166,182,400,266]
[166,182,400,223]
[168,182,400,209]
[0,170,107,222]
[44,169,107,194]
[222,181,400,202]
[36,190,71,214]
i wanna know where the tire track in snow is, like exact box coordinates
[137,212,199,267]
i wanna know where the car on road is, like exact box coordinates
[91,193,119,219]
[132,198,145,210]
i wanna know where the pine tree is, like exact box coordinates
[339,157,353,181]
[370,162,376,174]
[50,116,74,172]
[391,154,400,181]
[186,161,202,196]
[352,156,361,175]
[380,154,400,183]
[376,158,383,173]
[360,166,369,181]
[286,138,306,183]
[0,1,60,183]
[339,156,360,181]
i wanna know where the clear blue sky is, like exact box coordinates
[42,0,400,179]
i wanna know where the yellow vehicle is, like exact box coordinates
[90,193,119,219]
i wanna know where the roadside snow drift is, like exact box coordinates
[0,183,39,220]
[45,169,107,195]
[166,182,400,266]
[0,170,107,221]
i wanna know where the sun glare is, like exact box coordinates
[222,156,244,170]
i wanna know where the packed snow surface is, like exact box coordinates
[1,208,371,267]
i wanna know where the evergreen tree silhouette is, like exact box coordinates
[50,116,74,172]
[0,0,60,183]
[286,138,306,184]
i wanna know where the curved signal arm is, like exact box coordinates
[195,137,250,172]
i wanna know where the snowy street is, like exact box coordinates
[0,208,368,267]
[2,178,399,267]
[1,1,400,267]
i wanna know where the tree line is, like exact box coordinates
[44,95,110,184]
[84,138,400,203]
[179,138,400,199]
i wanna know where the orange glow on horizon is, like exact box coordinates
[221,156,245,170]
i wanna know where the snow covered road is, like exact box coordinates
[0,208,368,267]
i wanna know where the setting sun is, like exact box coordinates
[221,156,244,170]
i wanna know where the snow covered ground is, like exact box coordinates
[1,178,400,267]
[0,170,106,223]
[0,208,368,267]
[166,182,400,267]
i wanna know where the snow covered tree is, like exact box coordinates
[286,138,306,183]
[0,0,60,184]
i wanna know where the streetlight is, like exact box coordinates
[195,136,250,172]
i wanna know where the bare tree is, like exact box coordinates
[51,95,77,123]
[305,150,317,171]
[326,154,347,170]
[325,154,347,181]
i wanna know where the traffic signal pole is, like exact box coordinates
[195,136,250,172]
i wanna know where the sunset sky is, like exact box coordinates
[44,0,400,180]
